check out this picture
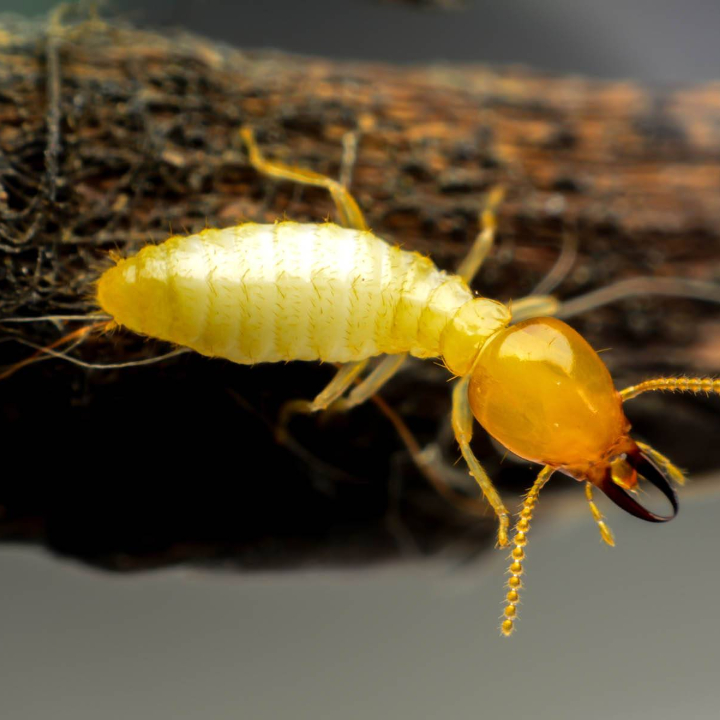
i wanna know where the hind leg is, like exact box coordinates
[507,229,576,323]
[240,126,367,230]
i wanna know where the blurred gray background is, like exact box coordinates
[6,0,720,83]
[2,1,720,719]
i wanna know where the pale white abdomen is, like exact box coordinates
[96,222,481,364]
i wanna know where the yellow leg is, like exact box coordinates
[585,482,615,546]
[239,126,367,231]
[451,375,510,546]
[331,354,408,412]
[509,233,710,325]
[514,278,720,323]
[46,3,111,45]
[335,355,508,521]
[339,130,360,191]
[276,360,369,442]
[507,231,576,322]
[501,465,554,636]
[530,228,579,296]
[456,185,505,284]
[279,354,411,441]
[510,295,561,323]
[368,393,489,518]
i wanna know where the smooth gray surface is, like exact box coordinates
[1,487,718,720]
[7,0,720,84]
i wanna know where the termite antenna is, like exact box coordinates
[0,319,113,381]
[620,375,720,402]
[1,314,112,324]
[618,375,718,496]
[501,465,554,637]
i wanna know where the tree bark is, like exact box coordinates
[1,15,719,572]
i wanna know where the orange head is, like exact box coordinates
[468,317,678,521]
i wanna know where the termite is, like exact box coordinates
[2,126,719,636]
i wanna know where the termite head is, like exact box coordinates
[467,316,678,521]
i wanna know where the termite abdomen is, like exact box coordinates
[96,221,509,368]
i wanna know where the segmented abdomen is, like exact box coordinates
[96,222,473,364]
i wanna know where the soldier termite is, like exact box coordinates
[2,126,719,636]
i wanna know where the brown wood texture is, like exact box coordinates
[0,16,719,572]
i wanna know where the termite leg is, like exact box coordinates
[246,128,420,444]
[434,182,523,527]
[456,185,505,284]
[512,278,720,323]
[369,393,489,517]
[510,295,561,323]
[239,126,368,231]
[509,228,720,323]
[557,278,720,320]
[529,228,579,297]
[48,2,108,41]
[584,482,615,546]
[504,232,576,321]
[276,360,369,442]
[451,375,511,547]
[339,130,360,191]
[331,354,408,412]
[501,465,554,637]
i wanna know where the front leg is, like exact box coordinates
[451,375,510,547]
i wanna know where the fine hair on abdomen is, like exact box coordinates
[97,222,473,365]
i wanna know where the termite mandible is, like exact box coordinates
[2,126,719,636]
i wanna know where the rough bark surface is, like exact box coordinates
[1,14,719,572]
